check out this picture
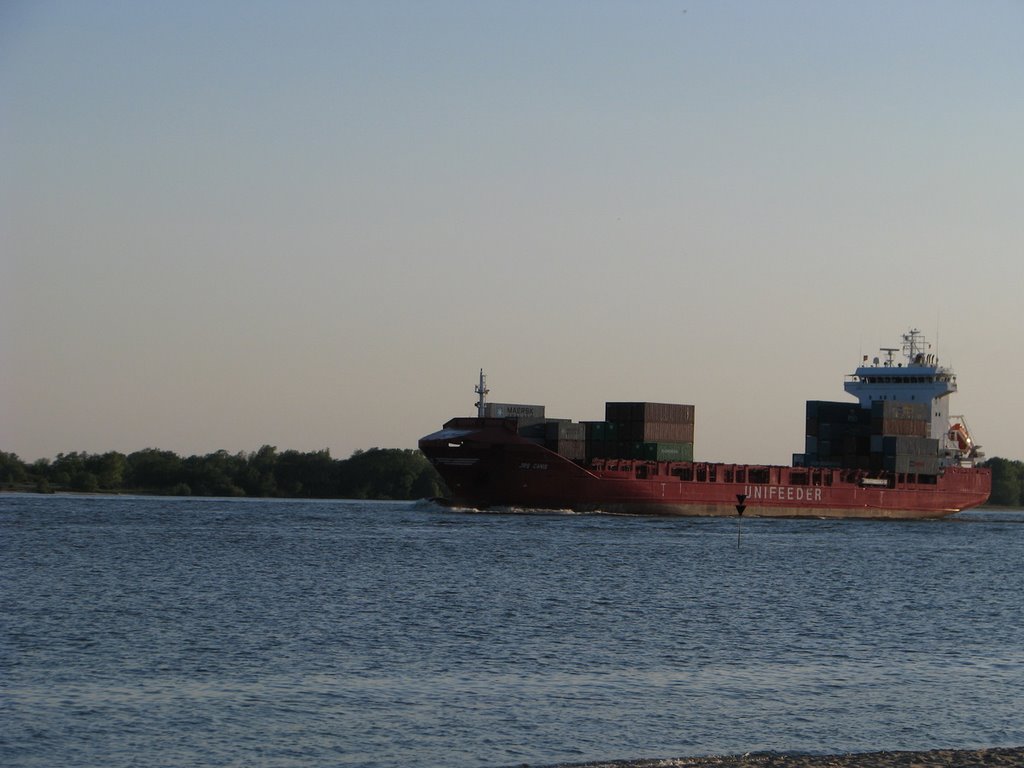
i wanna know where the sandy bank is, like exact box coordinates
[558,746,1024,767]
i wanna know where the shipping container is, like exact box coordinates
[872,416,930,437]
[817,422,848,440]
[849,455,873,471]
[803,456,843,468]
[545,421,586,441]
[605,402,695,424]
[880,436,939,457]
[806,401,866,424]
[549,439,586,461]
[632,442,695,461]
[613,441,634,459]
[617,420,695,442]
[871,401,928,421]
[841,435,864,456]
[517,422,548,439]
[484,403,545,420]
[807,415,872,439]
[604,403,628,423]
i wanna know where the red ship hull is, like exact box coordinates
[420,418,991,519]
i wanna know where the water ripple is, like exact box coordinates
[2,496,1023,768]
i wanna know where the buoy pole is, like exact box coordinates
[735,494,746,548]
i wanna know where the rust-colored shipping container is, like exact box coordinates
[605,402,695,424]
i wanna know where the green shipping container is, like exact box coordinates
[634,442,695,461]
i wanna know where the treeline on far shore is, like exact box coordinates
[0,446,448,500]
[2,450,1022,506]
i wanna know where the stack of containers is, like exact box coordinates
[804,401,872,468]
[878,436,940,474]
[870,401,929,437]
[870,401,937,474]
[590,402,695,461]
[804,400,938,474]
[545,421,587,461]
[584,421,619,460]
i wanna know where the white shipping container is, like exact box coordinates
[485,403,546,420]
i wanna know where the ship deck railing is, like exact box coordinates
[588,458,942,489]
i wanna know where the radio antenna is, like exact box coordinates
[474,369,489,417]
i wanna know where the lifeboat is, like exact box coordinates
[949,422,974,454]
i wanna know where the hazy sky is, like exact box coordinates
[3,1,1022,465]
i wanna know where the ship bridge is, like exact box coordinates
[844,329,957,444]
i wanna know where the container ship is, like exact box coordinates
[419,330,991,518]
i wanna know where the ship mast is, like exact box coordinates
[474,369,489,417]
[902,328,930,366]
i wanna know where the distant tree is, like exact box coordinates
[244,445,279,496]
[299,449,338,497]
[51,452,87,485]
[411,463,446,499]
[86,452,127,490]
[0,452,28,484]
[274,450,306,496]
[983,457,1023,506]
[272,449,337,497]
[126,449,183,491]
[339,448,445,500]
[31,458,51,480]
[51,452,81,474]
[182,451,245,496]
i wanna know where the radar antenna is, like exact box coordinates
[879,347,899,367]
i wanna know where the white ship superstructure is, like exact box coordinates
[844,329,981,466]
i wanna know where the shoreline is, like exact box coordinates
[556,746,1024,767]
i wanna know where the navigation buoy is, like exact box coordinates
[735,494,746,547]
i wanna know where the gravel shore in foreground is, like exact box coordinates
[557,746,1024,767]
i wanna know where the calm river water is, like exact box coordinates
[3,495,1023,767]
